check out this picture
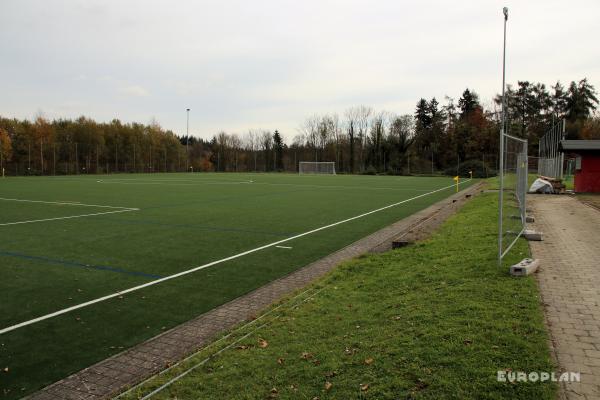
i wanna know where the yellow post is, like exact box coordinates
[453,175,459,192]
[469,170,473,179]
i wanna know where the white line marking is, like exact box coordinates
[93,179,433,191]
[0,209,139,226]
[96,179,253,186]
[275,245,293,249]
[116,286,320,399]
[0,197,138,210]
[0,179,471,335]
[139,287,325,399]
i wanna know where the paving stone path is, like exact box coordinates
[28,184,482,400]
[529,194,600,400]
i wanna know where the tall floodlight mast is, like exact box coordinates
[186,108,190,171]
[497,7,508,264]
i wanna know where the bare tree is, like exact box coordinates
[300,115,320,161]
[369,111,389,170]
[329,113,343,168]
[355,105,372,171]
[260,130,273,171]
[230,133,242,172]
[344,107,360,173]
[389,114,415,173]
[244,130,259,171]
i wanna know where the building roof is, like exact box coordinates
[560,140,600,151]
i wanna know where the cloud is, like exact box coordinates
[118,85,150,97]
[1,0,599,140]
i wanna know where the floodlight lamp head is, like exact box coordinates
[186,108,190,111]
[503,7,508,20]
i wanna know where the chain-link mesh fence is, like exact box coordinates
[499,133,528,262]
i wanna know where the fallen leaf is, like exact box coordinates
[258,338,269,348]
[324,381,333,391]
[414,379,428,390]
[277,358,285,365]
[360,383,369,391]
[463,339,473,345]
[3,367,8,373]
[312,359,321,366]
[237,345,249,350]
[364,358,374,365]
[324,371,337,378]
[301,352,313,360]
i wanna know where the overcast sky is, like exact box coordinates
[1,0,598,140]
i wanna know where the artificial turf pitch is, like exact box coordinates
[0,173,472,398]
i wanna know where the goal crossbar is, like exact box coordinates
[298,161,336,175]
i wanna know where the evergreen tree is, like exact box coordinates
[551,81,568,121]
[458,89,479,118]
[348,121,355,173]
[414,98,431,131]
[272,130,284,170]
[566,79,599,122]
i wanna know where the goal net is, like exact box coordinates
[498,133,528,263]
[298,161,336,175]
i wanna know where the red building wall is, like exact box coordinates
[575,154,600,193]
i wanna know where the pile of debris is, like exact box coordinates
[528,175,566,194]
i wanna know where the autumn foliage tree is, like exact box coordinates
[0,78,597,176]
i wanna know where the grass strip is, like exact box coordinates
[121,190,556,400]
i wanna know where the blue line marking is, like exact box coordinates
[97,217,294,237]
[143,187,310,210]
[0,250,163,279]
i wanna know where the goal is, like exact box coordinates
[298,161,336,175]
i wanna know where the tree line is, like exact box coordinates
[0,78,597,177]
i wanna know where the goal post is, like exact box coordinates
[298,161,336,175]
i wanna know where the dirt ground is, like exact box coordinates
[577,193,600,211]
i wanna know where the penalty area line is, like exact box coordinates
[0,179,471,335]
[0,197,139,210]
[0,209,139,227]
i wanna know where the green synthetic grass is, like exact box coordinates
[0,173,472,399]
[122,191,555,400]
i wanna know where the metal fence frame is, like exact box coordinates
[498,133,528,263]
[538,119,565,179]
